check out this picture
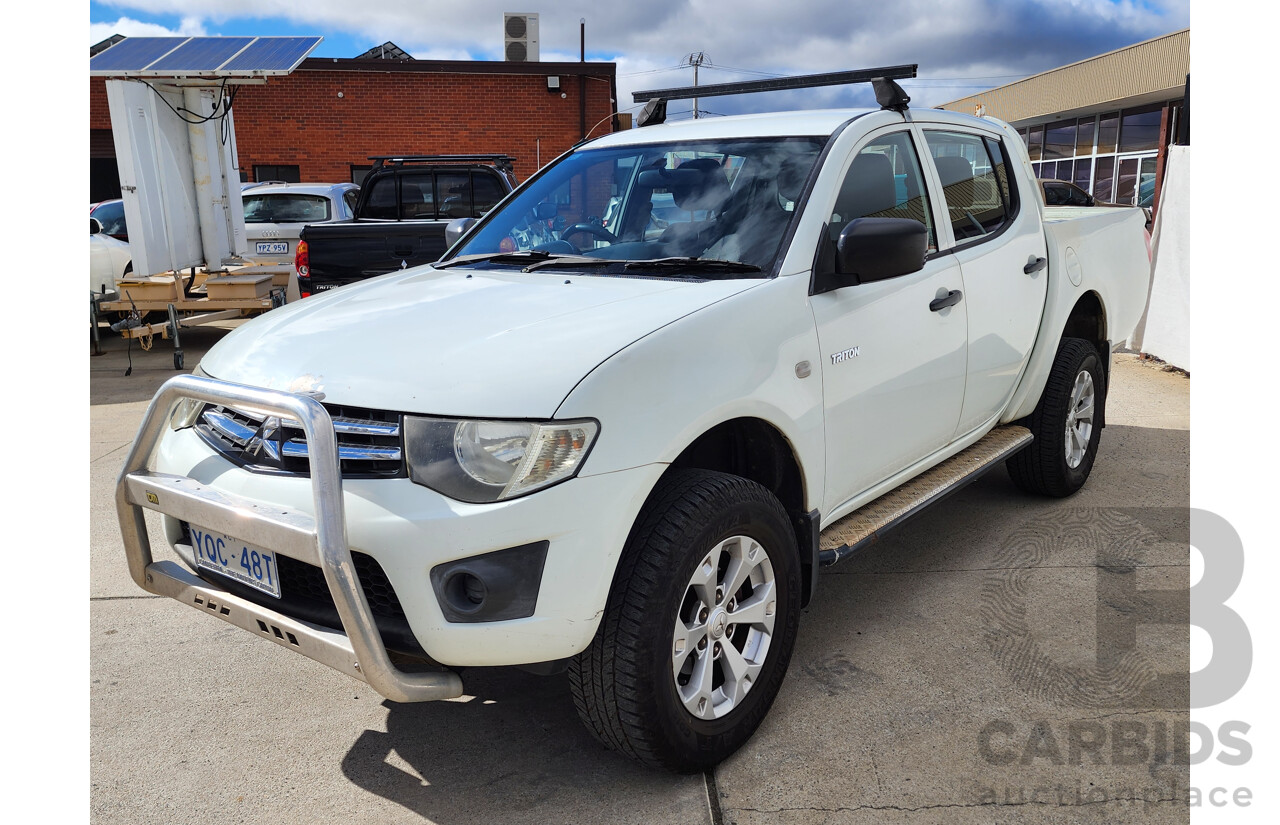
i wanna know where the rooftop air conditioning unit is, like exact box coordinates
[504,13,539,62]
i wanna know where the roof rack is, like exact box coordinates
[631,64,917,126]
[368,154,516,172]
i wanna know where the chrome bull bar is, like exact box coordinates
[114,374,463,703]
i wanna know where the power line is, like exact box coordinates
[617,64,687,77]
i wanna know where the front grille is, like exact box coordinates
[195,402,404,477]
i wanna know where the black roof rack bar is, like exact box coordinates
[369,154,516,171]
[632,64,917,103]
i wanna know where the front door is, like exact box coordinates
[810,128,967,512]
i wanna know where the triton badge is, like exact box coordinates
[146,491,159,504]
[830,346,861,364]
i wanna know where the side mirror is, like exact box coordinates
[90,217,102,235]
[444,217,477,248]
[815,218,928,293]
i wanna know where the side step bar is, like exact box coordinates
[819,425,1033,566]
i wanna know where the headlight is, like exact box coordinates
[404,416,599,503]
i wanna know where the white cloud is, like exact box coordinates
[90,15,207,45]
[91,1,1190,111]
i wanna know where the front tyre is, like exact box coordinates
[1007,337,1106,497]
[568,470,801,772]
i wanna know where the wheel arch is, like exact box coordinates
[654,416,819,607]
[1061,290,1108,360]
[1005,287,1112,424]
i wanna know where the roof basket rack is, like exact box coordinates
[632,64,917,127]
[369,154,516,172]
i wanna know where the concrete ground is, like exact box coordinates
[90,325,1190,825]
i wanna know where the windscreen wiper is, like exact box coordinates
[520,255,623,273]
[434,250,565,270]
[623,257,764,275]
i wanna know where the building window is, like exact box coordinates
[1097,113,1120,154]
[1073,157,1092,192]
[1119,105,1163,153]
[350,165,373,186]
[252,164,300,183]
[1027,125,1044,162]
[1116,157,1140,203]
[1094,156,1115,202]
[1076,117,1096,157]
[1043,120,1076,161]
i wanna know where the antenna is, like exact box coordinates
[681,52,711,119]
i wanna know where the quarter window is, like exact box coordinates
[923,130,1016,243]
[362,176,397,220]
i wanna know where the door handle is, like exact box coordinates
[929,289,963,312]
[1024,256,1047,275]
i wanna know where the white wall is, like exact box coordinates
[1130,145,1190,371]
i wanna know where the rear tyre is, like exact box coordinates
[568,469,801,773]
[1007,337,1105,497]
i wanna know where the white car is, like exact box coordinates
[241,182,359,269]
[118,96,1151,772]
[90,217,131,294]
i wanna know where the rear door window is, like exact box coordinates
[435,172,472,219]
[398,173,436,219]
[922,130,1017,243]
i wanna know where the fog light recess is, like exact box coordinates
[429,541,549,623]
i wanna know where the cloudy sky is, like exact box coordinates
[89,0,1191,119]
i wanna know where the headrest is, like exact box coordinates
[776,157,812,202]
[842,153,897,218]
[933,156,974,187]
[637,158,731,212]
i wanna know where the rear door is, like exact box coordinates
[919,126,1049,435]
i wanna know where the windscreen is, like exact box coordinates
[452,137,825,272]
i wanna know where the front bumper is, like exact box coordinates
[116,375,663,702]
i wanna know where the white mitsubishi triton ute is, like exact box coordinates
[116,76,1150,772]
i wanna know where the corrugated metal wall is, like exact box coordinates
[939,29,1189,123]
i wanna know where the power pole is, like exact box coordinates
[682,52,711,118]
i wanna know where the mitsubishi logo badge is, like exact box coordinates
[246,416,283,461]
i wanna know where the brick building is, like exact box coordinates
[89,41,618,203]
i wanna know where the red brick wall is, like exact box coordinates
[89,66,615,185]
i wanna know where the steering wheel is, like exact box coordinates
[560,223,620,245]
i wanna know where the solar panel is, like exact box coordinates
[88,37,187,73]
[221,37,322,73]
[147,37,256,73]
[89,36,322,77]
